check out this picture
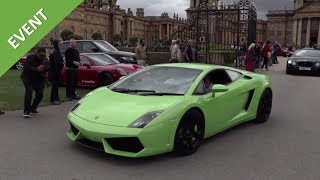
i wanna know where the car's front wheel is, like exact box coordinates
[15,61,24,70]
[99,72,114,87]
[173,109,204,156]
[253,89,272,123]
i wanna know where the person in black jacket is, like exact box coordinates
[49,40,64,105]
[65,38,81,101]
[20,48,47,118]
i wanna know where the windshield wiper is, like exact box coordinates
[111,88,156,93]
[141,92,184,96]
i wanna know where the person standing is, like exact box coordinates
[184,39,196,62]
[20,48,47,118]
[171,39,181,63]
[261,41,271,71]
[135,39,148,67]
[272,41,280,64]
[170,40,176,55]
[245,43,256,72]
[65,38,81,101]
[49,40,64,105]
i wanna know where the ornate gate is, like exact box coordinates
[171,0,257,69]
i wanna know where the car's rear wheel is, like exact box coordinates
[173,109,204,156]
[99,73,114,87]
[253,89,272,123]
[16,61,24,70]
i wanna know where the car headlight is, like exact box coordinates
[315,62,320,67]
[128,111,164,128]
[117,68,128,76]
[288,60,296,65]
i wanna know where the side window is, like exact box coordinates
[76,42,83,52]
[193,75,213,95]
[83,42,98,53]
[194,81,205,95]
[80,56,90,65]
[211,69,232,85]
[225,70,242,82]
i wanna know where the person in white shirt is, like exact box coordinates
[171,39,181,63]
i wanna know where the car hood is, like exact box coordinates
[107,64,141,74]
[106,51,135,57]
[290,57,320,61]
[73,88,185,127]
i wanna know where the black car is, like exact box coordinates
[286,49,320,75]
[62,40,136,64]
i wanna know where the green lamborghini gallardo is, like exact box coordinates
[67,63,272,158]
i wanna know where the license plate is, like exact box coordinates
[299,67,311,71]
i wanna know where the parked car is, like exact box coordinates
[286,48,320,75]
[62,40,137,64]
[67,63,273,157]
[61,53,142,87]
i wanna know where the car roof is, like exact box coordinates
[301,48,319,50]
[80,53,105,55]
[153,63,232,71]
[62,40,105,42]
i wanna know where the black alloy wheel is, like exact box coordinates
[173,109,204,156]
[16,61,24,70]
[254,89,272,123]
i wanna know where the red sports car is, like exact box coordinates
[61,53,142,87]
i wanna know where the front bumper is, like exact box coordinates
[287,64,320,74]
[67,112,176,158]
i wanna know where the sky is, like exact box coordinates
[117,0,294,20]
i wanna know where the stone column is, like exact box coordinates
[318,19,320,48]
[167,24,170,38]
[292,19,298,46]
[297,18,302,46]
[306,18,311,47]
[159,24,162,39]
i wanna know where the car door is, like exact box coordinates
[77,56,97,87]
[196,69,249,137]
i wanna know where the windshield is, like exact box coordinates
[110,66,203,95]
[88,54,119,65]
[95,41,118,51]
[293,50,320,58]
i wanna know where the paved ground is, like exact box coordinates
[1,57,320,180]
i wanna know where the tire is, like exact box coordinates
[253,89,273,123]
[16,61,24,70]
[99,73,114,87]
[173,109,204,156]
[286,68,290,74]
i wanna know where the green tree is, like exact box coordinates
[73,34,83,40]
[60,30,74,41]
[129,36,139,46]
[92,32,103,40]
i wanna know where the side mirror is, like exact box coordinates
[82,63,91,68]
[212,84,229,93]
